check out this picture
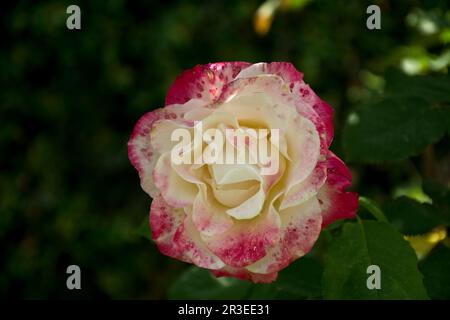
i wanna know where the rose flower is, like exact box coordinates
[128,62,358,283]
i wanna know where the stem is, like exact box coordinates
[422,145,436,180]
[358,197,388,223]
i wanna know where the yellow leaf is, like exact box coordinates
[405,226,447,260]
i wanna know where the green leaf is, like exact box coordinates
[285,0,312,10]
[385,70,450,133]
[420,245,450,300]
[168,267,251,299]
[248,256,323,299]
[383,197,441,235]
[168,256,323,300]
[322,220,429,299]
[423,180,450,225]
[343,96,449,163]
[385,69,450,103]
[134,216,152,241]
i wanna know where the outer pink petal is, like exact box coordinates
[150,196,185,260]
[128,106,189,197]
[289,88,329,161]
[295,83,334,147]
[204,204,281,268]
[235,62,333,146]
[280,161,327,209]
[235,62,304,83]
[150,196,224,269]
[318,151,358,227]
[211,267,278,284]
[173,214,225,270]
[246,198,322,274]
[128,110,164,186]
[165,62,251,105]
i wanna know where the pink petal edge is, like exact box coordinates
[165,62,251,106]
[318,151,358,227]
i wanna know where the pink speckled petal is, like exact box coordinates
[318,151,358,227]
[211,266,278,283]
[280,161,327,210]
[246,197,322,274]
[295,83,334,147]
[128,102,198,197]
[284,116,321,193]
[165,62,251,105]
[150,196,225,269]
[236,62,333,147]
[234,62,333,145]
[150,196,185,260]
[235,62,304,83]
[128,110,166,197]
[173,212,225,270]
[290,84,329,158]
[204,202,281,268]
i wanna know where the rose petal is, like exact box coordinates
[280,160,327,210]
[204,201,281,268]
[211,266,277,283]
[174,210,225,270]
[165,62,251,105]
[226,185,265,220]
[246,197,322,274]
[295,83,334,147]
[150,120,193,154]
[210,163,261,185]
[128,101,202,197]
[283,116,321,191]
[191,184,234,237]
[128,110,167,197]
[291,82,330,152]
[153,152,198,208]
[235,62,304,83]
[152,197,225,269]
[317,151,358,227]
[209,179,259,208]
[150,196,185,260]
[235,62,333,147]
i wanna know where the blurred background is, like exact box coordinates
[1,0,449,299]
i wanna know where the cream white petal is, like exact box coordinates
[226,185,266,220]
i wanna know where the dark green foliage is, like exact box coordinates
[420,245,450,299]
[322,220,428,299]
[169,256,323,300]
[383,197,441,235]
[343,96,449,162]
[423,180,450,225]
[1,0,449,299]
